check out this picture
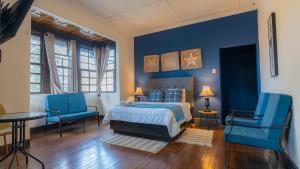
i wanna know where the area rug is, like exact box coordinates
[176,128,213,147]
[99,134,168,153]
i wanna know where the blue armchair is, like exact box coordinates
[224,93,292,168]
[225,92,270,126]
[45,93,100,137]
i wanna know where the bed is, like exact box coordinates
[103,77,194,142]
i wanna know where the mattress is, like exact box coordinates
[103,102,192,137]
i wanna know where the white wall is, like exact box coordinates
[256,0,300,167]
[28,0,135,127]
[0,0,134,145]
[0,12,31,144]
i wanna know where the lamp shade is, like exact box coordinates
[200,86,214,97]
[134,87,144,96]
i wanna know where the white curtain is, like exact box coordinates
[94,46,111,96]
[44,33,63,94]
[68,40,78,93]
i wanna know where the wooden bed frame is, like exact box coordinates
[110,77,194,142]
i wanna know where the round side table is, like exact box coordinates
[0,112,46,169]
[198,110,219,129]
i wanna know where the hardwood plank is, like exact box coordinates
[0,119,287,169]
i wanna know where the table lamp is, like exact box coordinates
[134,87,144,102]
[200,86,214,112]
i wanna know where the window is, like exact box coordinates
[101,49,116,92]
[55,39,72,92]
[30,34,42,93]
[79,47,97,93]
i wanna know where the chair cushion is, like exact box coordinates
[224,126,280,150]
[45,94,70,115]
[149,89,164,102]
[225,116,262,126]
[254,93,270,117]
[69,93,87,113]
[47,111,98,122]
[165,89,182,102]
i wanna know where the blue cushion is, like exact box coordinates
[254,93,270,117]
[69,93,87,113]
[224,126,280,150]
[261,93,292,139]
[165,89,182,102]
[47,111,97,122]
[149,89,164,102]
[45,94,70,115]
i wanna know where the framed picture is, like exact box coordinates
[161,51,179,72]
[181,48,202,70]
[144,55,160,73]
[268,12,278,77]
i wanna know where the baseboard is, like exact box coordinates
[282,151,299,169]
[0,140,30,155]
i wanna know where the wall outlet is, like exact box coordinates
[212,68,217,74]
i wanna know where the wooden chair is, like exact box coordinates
[0,104,19,165]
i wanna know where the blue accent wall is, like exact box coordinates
[134,11,259,115]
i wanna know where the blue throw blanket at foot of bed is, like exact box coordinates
[129,103,185,122]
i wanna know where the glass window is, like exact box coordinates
[79,47,97,93]
[55,38,72,92]
[30,34,42,93]
[101,49,116,92]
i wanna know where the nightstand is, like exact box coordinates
[198,110,219,129]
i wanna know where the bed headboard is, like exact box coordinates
[147,77,194,107]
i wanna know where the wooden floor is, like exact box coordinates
[0,119,286,169]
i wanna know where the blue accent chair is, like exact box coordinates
[45,93,100,137]
[225,93,270,126]
[224,93,292,168]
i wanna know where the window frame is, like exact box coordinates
[30,33,43,94]
[78,46,98,93]
[54,37,72,93]
[101,48,116,93]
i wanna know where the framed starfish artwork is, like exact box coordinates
[181,48,202,70]
[161,51,180,72]
[144,55,160,73]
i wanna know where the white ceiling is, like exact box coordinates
[73,0,257,36]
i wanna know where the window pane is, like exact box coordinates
[81,71,89,77]
[30,54,40,63]
[81,85,89,92]
[81,78,89,85]
[30,84,40,93]
[90,72,97,78]
[30,74,41,83]
[80,63,89,69]
[90,85,97,92]
[57,68,63,75]
[31,45,40,55]
[55,39,68,55]
[80,48,89,56]
[80,56,89,63]
[107,63,114,70]
[106,78,113,85]
[31,35,40,45]
[107,71,113,78]
[63,59,70,67]
[55,58,63,66]
[30,65,41,74]
[101,84,107,92]
[90,78,97,85]
[89,64,96,70]
[107,85,114,92]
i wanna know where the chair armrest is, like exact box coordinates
[88,106,98,112]
[45,110,61,116]
[229,109,255,117]
[226,123,289,129]
[227,116,262,121]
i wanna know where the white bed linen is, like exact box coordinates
[102,102,192,137]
